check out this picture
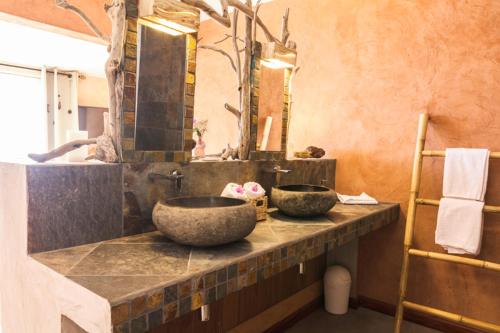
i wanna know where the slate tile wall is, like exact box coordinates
[27,164,123,253]
[123,159,336,235]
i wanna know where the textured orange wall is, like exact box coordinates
[197,0,500,324]
[0,0,110,36]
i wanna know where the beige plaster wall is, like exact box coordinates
[79,76,109,108]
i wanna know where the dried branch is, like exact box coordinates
[232,9,242,96]
[280,8,290,44]
[198,45,237,72]
[181,0,283,46]
[225,103,241,119]
[55,0,109,41]
[28,139,97,163]
[238,0,253,160]
[221,144,239,160]
[252,0,262,53]
[286,40,297,50]
[104,0,127,161]
[226,0,281,45]
[214,33,245,45]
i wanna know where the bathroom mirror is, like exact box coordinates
[120,4,199,163]
[249,42,296,160]
[135,26,186,152]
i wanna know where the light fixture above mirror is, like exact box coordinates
[260,42,297,69]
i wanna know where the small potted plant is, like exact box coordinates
[193,119,208,157]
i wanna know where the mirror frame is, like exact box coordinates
[119,3,197,163]
[249,41,292,161]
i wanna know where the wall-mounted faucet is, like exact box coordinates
[148,169,184,193]
[265,164,292,186]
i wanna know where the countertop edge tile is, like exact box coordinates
[31,202,400,328]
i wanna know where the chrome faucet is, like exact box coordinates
[272,165,292,174]
[148,169,184,193]
[265,164,292,186]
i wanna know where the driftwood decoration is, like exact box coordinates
[28,139,97,163]
[28,0,125,163]
[104,0,127,162]
[192,0,294,160]
[221,144,239,160]
[55,0,110,42]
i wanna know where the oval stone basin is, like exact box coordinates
[271,184,338,217]
[152,196,256,247]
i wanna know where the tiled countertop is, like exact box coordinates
[32,203,399,332]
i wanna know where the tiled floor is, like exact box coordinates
[286,308,442,333]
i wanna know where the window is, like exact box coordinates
[0,68,46,162]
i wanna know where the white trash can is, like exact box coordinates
[324,265,351,314]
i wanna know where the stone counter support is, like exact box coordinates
[0,163,112,333]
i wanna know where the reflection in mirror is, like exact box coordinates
[257,66,284,152]
[135,24,186,151]
[193,39,240,157]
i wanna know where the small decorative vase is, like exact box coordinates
[194,137,206,157]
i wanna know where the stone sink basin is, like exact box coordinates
[271,184,338,217]
[152,196,256,247]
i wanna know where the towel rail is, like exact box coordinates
[394,113,500,333]
[416,198,500,213]
[422,150,500,158]
[402,301,500,333]
[409,248,500,271]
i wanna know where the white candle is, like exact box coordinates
[260,116,273,151]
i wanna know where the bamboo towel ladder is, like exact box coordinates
[394,113,500,333]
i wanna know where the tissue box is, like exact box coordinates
[249,196,268,222]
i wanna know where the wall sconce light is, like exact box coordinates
[261,42,297,69]
[138,0,200,35]
[138,18,184,36]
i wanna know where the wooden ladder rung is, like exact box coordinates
[422,150,500,158]
[402,301,500,333]
[409,248,500,272]
[416,198,500,213]
[395,114,500,333]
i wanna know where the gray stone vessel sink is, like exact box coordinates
[152,196,256,247]
[271,184,338,217]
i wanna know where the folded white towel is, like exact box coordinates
[243,182,265,199]
[435,198,484,255]
[436,148,489,255]
[443,148,489,201]
[337,192,378,205]
[221,183,248,201]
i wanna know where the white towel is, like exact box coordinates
[337,192,378,205]
[436,148,489,255]
[221,183,248,201]
[435,198,484,255]
[243,182,265,199]
[443,148,489,201]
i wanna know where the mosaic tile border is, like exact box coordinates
[111,205,399,332]
[249,42,291,161]
[120,1,195,163]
